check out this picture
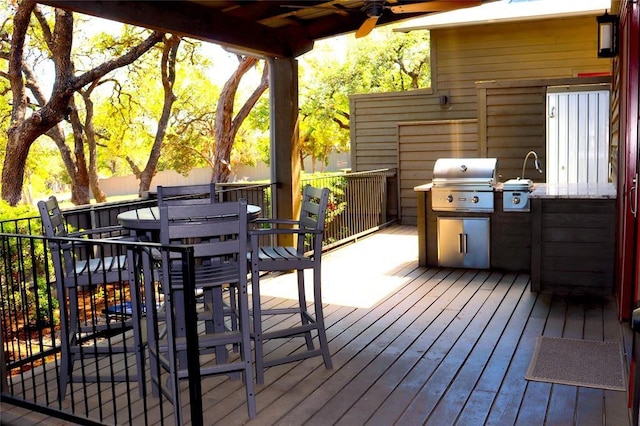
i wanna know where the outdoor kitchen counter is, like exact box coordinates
[413,182,618,197]
[528,182,617,295]
[415,182,617,295]
[415,186,532,273]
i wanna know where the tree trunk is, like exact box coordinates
[212,58,269,183]
[45,124,77,185]
[139,35,180,195]
[80,90,108,203]
[67,98,92,205]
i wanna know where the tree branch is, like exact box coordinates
[7,0,35,126]
[71,31,164,92]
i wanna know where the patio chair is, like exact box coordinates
[249,185,333,384]
[156,181,237,335]
[147,199,255,420]
[156,182,216,205]
[37,196,146,400]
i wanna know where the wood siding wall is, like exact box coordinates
[480,84,547,182]
[351,15,612,225]
[398,119,477,222]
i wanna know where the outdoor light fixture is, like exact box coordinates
[597,10,619,58]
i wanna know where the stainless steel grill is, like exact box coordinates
[431,158,498,213]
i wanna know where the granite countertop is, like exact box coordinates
[414,182,617,199]
[529,183,617,199]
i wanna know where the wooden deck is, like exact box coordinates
[2,225,632,425]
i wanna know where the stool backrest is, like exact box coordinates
[157,183,216,206]
[159,199,248,264]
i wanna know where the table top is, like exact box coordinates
[117,204,262,231]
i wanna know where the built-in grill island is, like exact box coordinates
[415,157,534,273]
[415,157,617,295]
[430,158,498,269]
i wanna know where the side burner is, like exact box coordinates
[503,178,533,212]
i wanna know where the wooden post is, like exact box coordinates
[269,57,300,246]
[417,191,427,267]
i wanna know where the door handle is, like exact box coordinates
[459,233,468,254]
[631,173,638,218]
[633,307,640,332]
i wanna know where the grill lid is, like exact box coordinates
[432,158,498,187]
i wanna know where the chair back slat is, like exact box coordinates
[160,200,248,261]
[296,185,330,252]
[157,183,216,205]
[38,196,69,238]
[299,185,329,232]
[37,196,130,286]
[38,196,78,283]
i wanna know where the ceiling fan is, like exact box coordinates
[356,0,482,38]
[282,1,481,38]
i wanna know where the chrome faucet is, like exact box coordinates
[521,150,543,180]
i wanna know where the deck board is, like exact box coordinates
[2,225,632,425]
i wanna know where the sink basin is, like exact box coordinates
[503,178,533,191]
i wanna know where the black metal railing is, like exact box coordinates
[301,169,398,249]
[4,170,397,250]
[1,169,397,424]
[218,169,399,250]
[0,234,208,424]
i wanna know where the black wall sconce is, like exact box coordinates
[597,10,619,58]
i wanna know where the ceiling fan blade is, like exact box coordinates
[356,16,380,38]
[390,1,481,14]
[280,4,350,16]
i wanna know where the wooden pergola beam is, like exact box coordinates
[39,0,314,57]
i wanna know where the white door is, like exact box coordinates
[546,88,610,184]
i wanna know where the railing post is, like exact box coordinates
[1,307,8,393]
[182,247,203,426]
[381,174,388,224]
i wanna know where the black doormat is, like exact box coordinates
[525,336,626,391]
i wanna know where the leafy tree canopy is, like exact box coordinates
[297,25,430,171]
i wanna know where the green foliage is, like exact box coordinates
[244,96,271,165]
[0,234,57,328]
[24,277,59,326]
[27,140,67,201]
[159,65,221,173]
[1,5,429,201]
[0,200,38,222]
[0,201,57,327]
[346,27,431,92]
[297,25,430,170]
